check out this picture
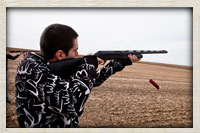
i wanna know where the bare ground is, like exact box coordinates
[6,54,192,128]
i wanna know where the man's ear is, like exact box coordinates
[55,50,65,60]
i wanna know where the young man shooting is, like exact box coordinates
[15,24,140,127]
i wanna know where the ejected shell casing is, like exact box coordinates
[149,79,160,89]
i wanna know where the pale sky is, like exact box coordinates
[7,8,192,66]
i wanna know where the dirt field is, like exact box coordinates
[6,53,192,128]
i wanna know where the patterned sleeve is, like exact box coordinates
[93,59,132,87]
[68,56,98,116]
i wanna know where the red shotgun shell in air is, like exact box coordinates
[149,79,160,89]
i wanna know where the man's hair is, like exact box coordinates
[40,24,78,60]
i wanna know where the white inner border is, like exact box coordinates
[0,0,200,133]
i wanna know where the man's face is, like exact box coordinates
[66,38,79,59]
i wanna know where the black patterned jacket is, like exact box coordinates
[15,52,129,128]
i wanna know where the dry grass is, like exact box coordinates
[6,53,192,128]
